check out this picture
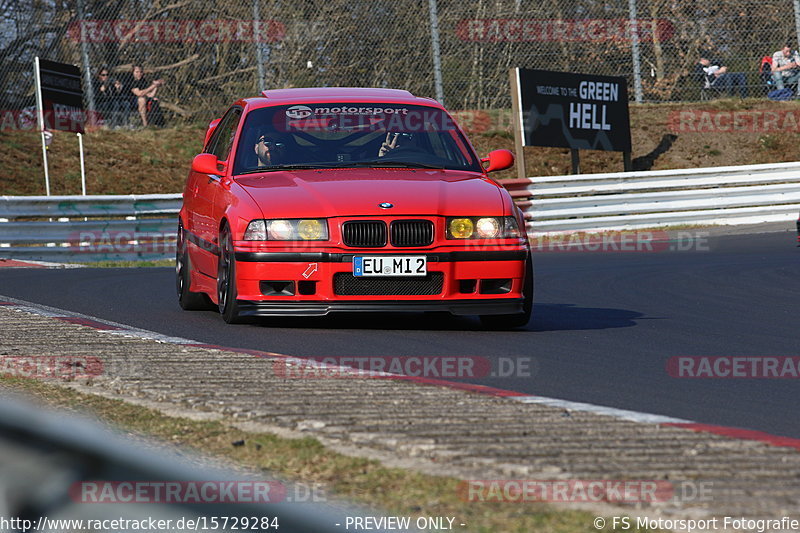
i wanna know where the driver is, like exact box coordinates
[378,131,415,157]
[254,134,287,167]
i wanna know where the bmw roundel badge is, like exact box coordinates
[379,202,394,209]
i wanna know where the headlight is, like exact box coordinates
[476,217,500,238]
[447,217,520,239]
[244,219,328,241]
[267,220,294,240]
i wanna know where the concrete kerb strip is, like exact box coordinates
[0,258,85,268]
[1,295,800,523]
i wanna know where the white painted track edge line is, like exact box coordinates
[512,395,692,424]
[1,293,694,427]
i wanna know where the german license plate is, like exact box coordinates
[353,256,427,277]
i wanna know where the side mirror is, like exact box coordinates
[203,118,221,147]
[481,149,515,173]
[192,153,225,175]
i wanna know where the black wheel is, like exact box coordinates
[176,222,214,310]
[480,255,533,330]
[217,225,244,324]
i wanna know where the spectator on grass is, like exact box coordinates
[771,45,800,92]
[108,75,132,128]
[93,67,114,126]
[94,67,132,129]
[694,54,748,98]
[129,65,164,127]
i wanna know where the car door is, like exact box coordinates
[188,106,242,276]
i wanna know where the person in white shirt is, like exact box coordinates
[771,45,800,91]
[696,55,747,98]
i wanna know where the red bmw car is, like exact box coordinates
[177,88,532,327]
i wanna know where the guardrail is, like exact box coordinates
[2,161,799,262]
[0,194,182,262]
[0,395,389,533]
[502,161,800,233]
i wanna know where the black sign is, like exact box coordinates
[38,59,85,133]
[518,69,631,152]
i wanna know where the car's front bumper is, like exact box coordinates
[230,245,529,316]
[236,298,524,317]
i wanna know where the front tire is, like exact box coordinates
[480,255,533,330]
[176,222,214,310]
[217,225,244,324]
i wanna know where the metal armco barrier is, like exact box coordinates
[0,396,390,533]
[502,161,800,234]
[0,194,182,262]
[2,161,800,262]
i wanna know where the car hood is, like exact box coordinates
[234,168,506,218]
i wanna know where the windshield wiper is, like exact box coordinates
[236,164,333,175]
[331,160,444,169]
[236,161,446,174]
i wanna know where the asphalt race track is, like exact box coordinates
[1,230,798,437]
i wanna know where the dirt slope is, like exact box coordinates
[2,99,798,196]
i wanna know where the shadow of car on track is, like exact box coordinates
[530,303,645,332]
[244,312,482,331]
[213,303,644,332]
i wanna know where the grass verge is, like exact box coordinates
[79,259,176,268]
[0,375,658,533]
[6,98,800,195]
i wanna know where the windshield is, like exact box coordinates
[232,103,482,174]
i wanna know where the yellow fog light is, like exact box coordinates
[298,219,325,240]
[449,218,474,239]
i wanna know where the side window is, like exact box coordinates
[204,113,231,155]
[206,107,242,161]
